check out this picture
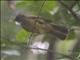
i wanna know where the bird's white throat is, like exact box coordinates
[15,21,21,26]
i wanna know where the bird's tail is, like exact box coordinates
[51,24,69,40]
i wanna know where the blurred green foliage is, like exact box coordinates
[16,29,31,43]
[1,1,80,60]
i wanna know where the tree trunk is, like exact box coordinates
[47,34,57,60]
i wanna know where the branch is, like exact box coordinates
[1,37,78,60]
[26,47,78,60]
[58,1,80,23]
[69,1,78,9]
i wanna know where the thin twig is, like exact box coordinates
[37,0,46,16]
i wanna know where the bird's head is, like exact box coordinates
[14,14,26,23]
[14,14,27,25]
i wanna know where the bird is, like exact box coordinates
[14,14,69,40]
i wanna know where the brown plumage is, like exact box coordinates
[14,14,69,40]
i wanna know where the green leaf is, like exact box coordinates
[16,1,33,9]
[42,1,57,12]
[16,29,31,43]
